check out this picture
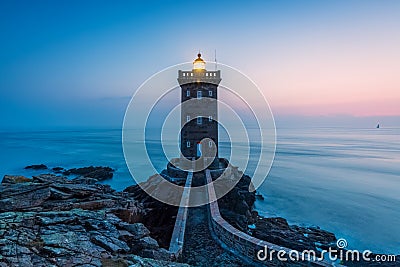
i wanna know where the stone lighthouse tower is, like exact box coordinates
[178,53,221,169]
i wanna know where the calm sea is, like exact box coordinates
[0,127,399,254]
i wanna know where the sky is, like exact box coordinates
[0,0,399,129]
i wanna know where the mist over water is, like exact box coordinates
[255,127,400,254]
[0,127,399,254]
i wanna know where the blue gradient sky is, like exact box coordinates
[1,0,399,129]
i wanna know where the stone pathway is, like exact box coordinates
[181,205,253,267]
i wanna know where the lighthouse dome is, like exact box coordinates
[193,53,206,70]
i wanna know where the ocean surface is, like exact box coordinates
[0,127,399,254]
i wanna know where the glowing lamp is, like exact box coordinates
[193,53,206,70]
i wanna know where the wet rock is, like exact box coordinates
[255,193,264,200]
[0,183,51,211]
[32,174,69,184]
[25,164,48,170]
[90,234,130,253]
[138,248,171,261]
[137,236,159,250]
[2,175,31,184]
[121,222,150,240]
[235,199,250,215]
[101,257,130,267]
[49,187,72,200]
[51,167,64,173]
[71,176,98,184]
[63,166,114,181]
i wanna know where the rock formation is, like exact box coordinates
[0,173,186,267]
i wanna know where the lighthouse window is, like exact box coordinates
[197,91,202,99]
[208,90,212,96]
[197,117,202,124]
[186,90,190,97]
[186,115,190,122]
[186,141,191,148]
[209,141,213,147]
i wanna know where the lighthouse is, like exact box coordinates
[178,53,221,169]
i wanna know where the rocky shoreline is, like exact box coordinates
[0,166,183,267]
[0,165,398,266]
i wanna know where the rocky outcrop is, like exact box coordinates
[23,164,114,181]
[2,175,31,183]
[24,164,48,170]
[51,167,64,173]
[124,176,179,249]
[0,174,122,212]
[253,217,336,253]
[217,174,256,231]
[63,166,114,181]
[0,173,182,267]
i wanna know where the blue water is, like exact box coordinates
[0,127,399,254]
